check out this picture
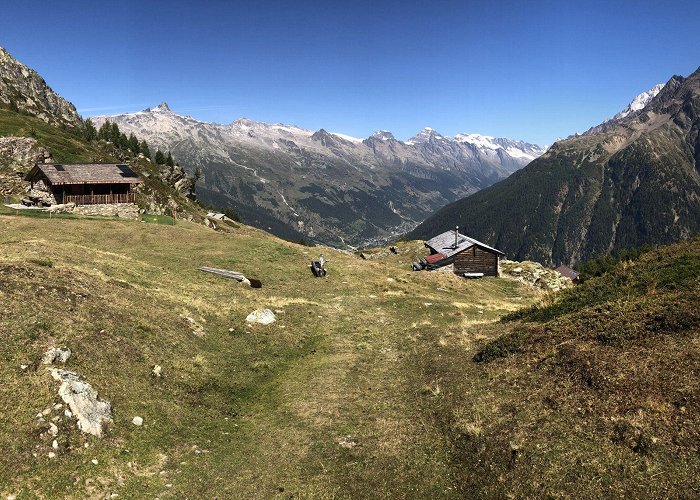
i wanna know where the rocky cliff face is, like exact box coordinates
[93,105,545,246]
[410,67,700,265]
[0,47,82,128]
[0,136,53,198]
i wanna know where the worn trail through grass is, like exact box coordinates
[0,214,535,498]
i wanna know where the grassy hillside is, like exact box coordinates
[0,109,104,164]
[0,212,536,498]
[418,237,700,497]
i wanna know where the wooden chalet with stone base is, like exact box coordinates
[423,227,505,277]
[24,163,141,206]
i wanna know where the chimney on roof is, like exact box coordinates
[454,226,459,248]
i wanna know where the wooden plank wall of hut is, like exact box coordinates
[454,246,499,276]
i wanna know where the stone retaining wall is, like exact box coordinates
[49,203,139,219]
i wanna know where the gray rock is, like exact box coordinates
[50,369,112,437]
[42,347,72,365]
[245,308,277,325]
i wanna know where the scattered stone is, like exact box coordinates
[20,364,28,370]
[132,416,143,426]
[52,439,58,449]
[48,423,58,437]
[42,408,51,416]
[48,452,56,459]
[91,459,98,465]
[53,403,63,410]
[180,315,205,337]
[64,409,72,418]
[245,308,276,325]
[50,369,112,437]
[337,435,357,449]
[152,365,162,377]
[42,347,71,365]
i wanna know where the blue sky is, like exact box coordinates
[1,0,699,145]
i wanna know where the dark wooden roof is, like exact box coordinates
[25,163,142,185]
[425,230,505,257]
[555,265,579,280]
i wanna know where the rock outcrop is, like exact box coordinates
[41,347,71,365]
[50,369,113,437]
[500,260,572,291]
[0,136,53,197]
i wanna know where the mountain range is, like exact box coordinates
[410,68,700,264]
[92,105,545,246]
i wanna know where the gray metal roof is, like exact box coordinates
[25,163,142,185]
[424,229,505,257]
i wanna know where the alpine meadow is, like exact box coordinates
[2,1,700,498]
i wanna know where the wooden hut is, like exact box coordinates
[554,264,580,284]
[424,227,505,277]
[24,163,141,205]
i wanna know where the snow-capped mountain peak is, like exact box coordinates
[406,127,445,144]
[454,133,500,150]
[370,130,396,141]
[612,83,665,121]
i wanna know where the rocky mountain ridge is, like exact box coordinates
[410,67,700,264]
[93,104,545,246]
[0,47,82,128]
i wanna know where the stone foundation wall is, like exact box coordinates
[49,203,139,219]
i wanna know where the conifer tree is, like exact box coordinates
[155,149,165,165]
[128,133,140,153]
[84,119,97,142]
[111,122,120,143]
[98,121,111,141]
[166,151,174,167]
[140,140,151,159]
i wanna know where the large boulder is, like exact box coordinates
[245,309,277,325]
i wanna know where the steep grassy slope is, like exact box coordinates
[0,212,536,498]
[414,238,700,497]
[409,68,700,265]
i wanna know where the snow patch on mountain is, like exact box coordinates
[330,132,363,144]
[612,83,665,121]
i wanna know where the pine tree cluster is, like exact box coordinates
[85,119,175,165]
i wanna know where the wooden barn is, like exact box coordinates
[423,227,505,277]
[24,163,142,205]
[555,264,580,284]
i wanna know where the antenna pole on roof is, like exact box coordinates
[454,226,459,248]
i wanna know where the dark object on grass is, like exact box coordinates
[310,260,327,277]
[199,266,262,288]
[412,258,427,271]
[390,246,398,254]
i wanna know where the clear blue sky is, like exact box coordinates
[1,0,699,145]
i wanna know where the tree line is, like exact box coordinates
[83,118,174,167]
